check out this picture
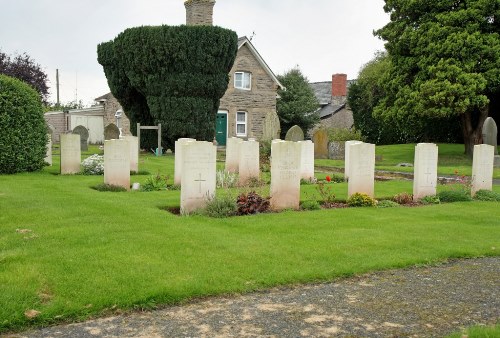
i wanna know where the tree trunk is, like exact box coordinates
[460,106,489,158]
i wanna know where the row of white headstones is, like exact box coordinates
[55,134,496,214]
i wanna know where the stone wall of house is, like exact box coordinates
[318,107,354,130]
[44,112,67,143]
[219,44,278,140]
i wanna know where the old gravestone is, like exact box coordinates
[104,139,130,190]
[45,124,55,166]
[312,129,328,159]
[72,125,89,151]
[344,140,363,181]
[122,136,139,173]
[482,117,498,155]
[412,143,438,201]
[225,137,243,173]
[298,140,315,181]
[60,133,81,174]
[347,142,375,198]
[238,140,260,185]
[180,141,216,214]
[270,140,302,210]
[104,123,120,140]
[284,125,304,142]
[471,144,494,196]
[174,138,196,185]
[261,111,281,141]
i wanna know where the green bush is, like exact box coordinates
[0,74,47,174]
[327,128,363,142]
[91,183,127,192]
[438,190,472,203]
[203,194,237,218]
[141,174,169,191]
[300,200,321,210]
[420,195,441,205]
[473,189,500,202]
[376,200,400,208]
[347,193,377,207]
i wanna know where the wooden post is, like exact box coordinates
[157,123,162,156]
[137,123,141,152]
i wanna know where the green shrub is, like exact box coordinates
[392,192,413,205]
[300,200,321,210]
[327,128,363,142]
[0,74,47,174]
[420,195,440,205]
[91,183,127,192]
[376,200,400,208]
[438,190,472,203]
[316,181,336,204]
[347,193,377,207]
[236,191,270,215]
[203,194,237,218]
[141,173,169,191]
[473,189,500,202]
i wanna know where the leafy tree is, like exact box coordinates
[277,67,320,138]
[97,25,238,150]
[0,50,49,104]
[0,74,47,174]
[375,0,500,156]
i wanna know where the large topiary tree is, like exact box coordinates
[97,25,238,150]
[0,74,47,174]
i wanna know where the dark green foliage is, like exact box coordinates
[277,67,320,138]
[141,173,169,191]
[203,194,238,218]
[236,191,270,215]
[376,200,400,208]
[97,25,238,150]
[420,195,441,205]
[438,190,472,203]
[473,189,500,202]
[327,128,363,142]
[300,200,321,211]
[91,183,127,192]
[0,74,47,174]
[347,193,377,207]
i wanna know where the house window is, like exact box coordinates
[236,111,247,136]
[234,72,251,90]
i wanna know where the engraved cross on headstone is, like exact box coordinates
[194,173,206,193]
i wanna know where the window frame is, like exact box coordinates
[235,111,247,137]
[234,71,252,90]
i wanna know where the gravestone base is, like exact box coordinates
[494,155,500,167]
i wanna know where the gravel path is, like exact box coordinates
[11,257,500,338]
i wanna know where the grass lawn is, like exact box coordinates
[0,144,499,333]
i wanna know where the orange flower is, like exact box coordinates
[326,175,331,182]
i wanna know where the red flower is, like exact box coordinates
[326,175,331,182]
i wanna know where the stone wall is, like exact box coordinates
[219,44,278,140]
[99,93,131,136]
[318,107,354,130]
[44,112,67,142]
[185,0,215,26]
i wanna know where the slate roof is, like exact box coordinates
[309,81,349,119]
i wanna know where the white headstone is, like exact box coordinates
[60,133,81,174]
[270,141,302,210]
[104,139,130,190]
[298,140,315,181]
[238,140,260,185]
[471,144,494,196]
[174,138,196,185]
[225,137,243,173]
[344,140,363,181]
[180,141,217,214]
[45,133,52,166]
[122,136,139,173]
[412,143,438,201]
[348,142,375,198]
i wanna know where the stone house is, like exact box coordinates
[310,73,354,131]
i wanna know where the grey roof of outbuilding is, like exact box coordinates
[309,82,332,105]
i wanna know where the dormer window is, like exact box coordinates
[234,72,251,90]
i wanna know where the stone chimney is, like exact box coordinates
[185,0,215,26]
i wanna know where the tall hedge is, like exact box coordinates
[0,74,47,174]
[97,25,238,150]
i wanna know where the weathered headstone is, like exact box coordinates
[174,138,196,185]
[412,143,438,201]
[122,136,139,173]
[284,125,304,142]
[482,117,498,155]
[312,129,328,159]
[471,144,494,196]
[328,141,345,160]
[72,125,89,151]
[45,133,52,166]
[238,140,260,185]
[104,123,120,140]
[262,111,281,141]
[104,139,130,190]
[270,140,302,210]
[180,141,216,214]
[60,133,81,174]
[348,142,375,198]
[298,140,315,181]
[344,140,363,181]
[225,137,243,173]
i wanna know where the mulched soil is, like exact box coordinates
[11,257,499,338]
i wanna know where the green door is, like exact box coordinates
[215,112,227,146]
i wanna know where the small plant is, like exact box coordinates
[473,189,500,202]
[259,141,271,172]
[91,183,127,192]
[246,176,265,188]
[81,154,104,175]
[316,181,336,204]
[327,128,363,142]
[300,177,317,185]
[216,170,238,188]
[328,173,345,183]
[376,200,400,208]
[392,192,414,205]
[203,194,238,218]
[420,195,440,205]
[141,173,169,191]
[347,192,377,207]
[451,170,472,193]
[236,191,270,215]
[300,200,321,210]
[438,190,472,203]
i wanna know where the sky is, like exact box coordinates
[0,0,390,107]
